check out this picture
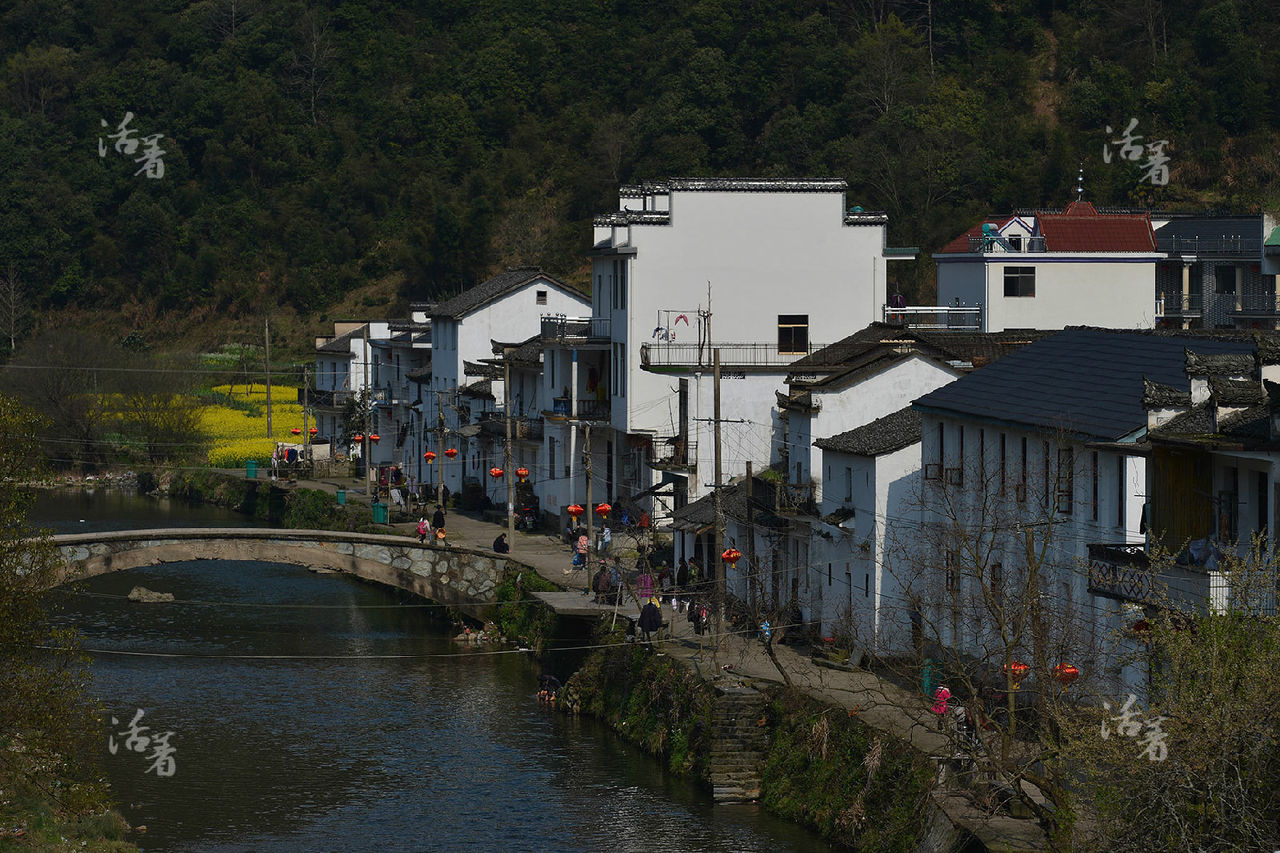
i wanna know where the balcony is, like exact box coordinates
[545,397,610,421]
[965,235,1047,253]
[477,415,545,441]
[1157,235,1261,258]
[882,305,982,330]
[541,315,611,345]
[776,481,817,516]
[308,388,355,409]
[640,342,827,370]
[1087,543,1155,603]
[1228,292,1280,318]
[651,436,696,473]
[1155,294,1203,319]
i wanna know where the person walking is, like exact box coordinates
[416,516,429,544]
[637,567,655,602]
[598,524,612,557]
[432,504,446,532]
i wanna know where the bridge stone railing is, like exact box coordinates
[53,528,512,621]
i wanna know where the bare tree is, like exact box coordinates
[0,262,28,356]
[287,9,335,126]
[872,433,1104,845]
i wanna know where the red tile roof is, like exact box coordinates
[937,203,1157,254]
[1038,202,1156,252]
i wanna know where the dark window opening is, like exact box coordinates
[777,315,809,354]
[1004,266,1036,297]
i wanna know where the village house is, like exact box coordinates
[429,268,590,497]
[540,178,916,532]
[907,327,1261,696]
[934,201,1163,333]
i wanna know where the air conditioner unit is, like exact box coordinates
[1014,482,1027,503]
[946,467,964,486]
[924,463,942,481]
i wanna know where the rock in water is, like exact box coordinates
[127,586,175,603]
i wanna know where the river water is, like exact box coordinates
[38,489,830,853]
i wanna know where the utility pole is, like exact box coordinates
[712,348,725,653]
[265,317,273,438]
[303,366,311,469]
[504,358,515,547]
[584,423,594,563]
[436,390,446,507]
[746,460,756,612]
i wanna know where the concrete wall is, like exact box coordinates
[54,528,512,622]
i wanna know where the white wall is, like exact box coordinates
[940,257,1158,333]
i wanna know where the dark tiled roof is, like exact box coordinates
[914,328,1256,441]
[491,335,543,366]
[459,379,493,400]
[431,269,585,320]
[316,330,359,355]
[1209,377,1264,406]
[1151,404,1269,445]
[670,476,787,531]
[463,360,501,379]
[1143,378,1190,407]
[787,323,1050,378]
[404,363,432,382]
[815,406,921,457]
[1184,349,1254,377]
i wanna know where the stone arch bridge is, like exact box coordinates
[53,528,513,621]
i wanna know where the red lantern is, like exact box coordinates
[1053,663,1079,687]
[594,503,611,518]
[489,467,504,479]
[354,433,364,442]
[424,451,437,462]
[721,547,742,569]
[515,466,529,482]
[290,427,302,436]
[370,433,381,443]
[567,504,584,518]
[444,448,458,459]
[1004,660,1031,690]
[309,427,318,436]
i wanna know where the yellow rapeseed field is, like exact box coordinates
[202,384,307,468]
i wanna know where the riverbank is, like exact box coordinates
[125,467,1047,850]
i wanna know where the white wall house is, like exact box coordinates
[312,320,391,458]
[430,269,590,494]
[908,328,1257,699]
[935,201,1162,333]
[365,310,431,480]
[544,178,916,529]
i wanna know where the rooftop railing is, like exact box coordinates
[882,305,982,330]
[541,315,611,343]
[640,341,825,368]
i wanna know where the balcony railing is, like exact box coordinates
[1157,235,1261,257]
[776,481,817,516]
[541,315,611,343]
[1229,292,1280,316]
[651,436,695,473]
[308,388,355,408]
[1155,294,1203,318]
[546,397,610,420]
[478,415,545,441]
[1087,543,1153,603]
[965,235,1047,253]
[882,305,982,330]
[640,342,826,369]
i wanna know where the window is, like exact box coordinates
[1007,235,1023,251]
[844,466,853,502]
[991,562,1004,609]
[777,315,809,354]
[1004,266,1036,297]
[999,433,1007,494]
[1116,455,1126,528]
[536,289,547,305]
[1057,447,1074,514]
[619,260,627,309]
[1215,266,1236,295]
[1091,451,1099,521]
[548,439,556,480]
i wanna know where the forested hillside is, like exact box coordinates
[1,0,1277,351]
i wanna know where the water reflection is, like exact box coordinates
[52,559,830,853]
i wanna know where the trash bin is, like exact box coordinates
[371,501,388,524]
[336,488,346,506]
[246,459,258,479]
